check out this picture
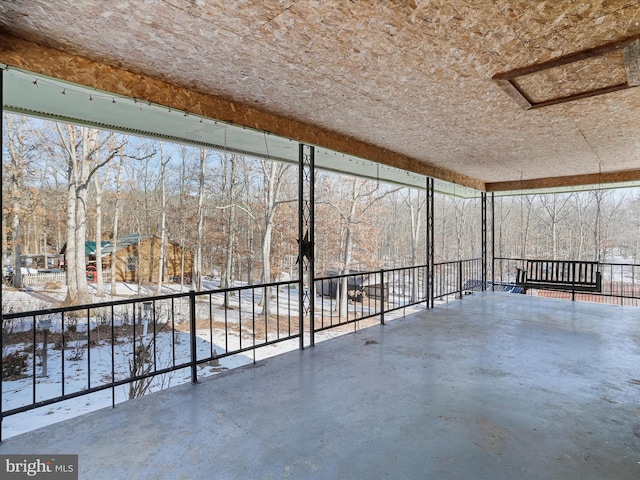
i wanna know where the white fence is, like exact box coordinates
[21,272,67,287]
[20,272,113,287]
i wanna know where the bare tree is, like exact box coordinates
[3,115,40,288]
[327,177,399,319]
[568,192,596,260]
[495,196,513,257]
[519,195,534,259]
[55,125,123,305]
[591,189,626,262]
[192,148,207,292]
[534,193,573,259]
[255,160,294,317]
[403,189,425,267]
[155,143,170,294]
[403,189,425,300]
[174,145,194,290]
[93,170,106,297]
[221,153,239,290]
[93,133,122,297]
[109,156,125,295]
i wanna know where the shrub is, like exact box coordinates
[53,335,66,350]
[66,340,85,361]
[2,351,29,380]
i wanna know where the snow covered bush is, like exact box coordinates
[2,351,29,380]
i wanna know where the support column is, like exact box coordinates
[491,193,495,291]
[481,192,487,291]
[426,177,434,308]
[1,66,3,442]
[298,144,315,349]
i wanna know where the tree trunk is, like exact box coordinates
[110,158,123,295]
[11,194,22,289]
[156,144,168,295]
[223,155,238,291]
[58,125,120,306]
[338,225,354,319]
[193,148,207,292]
[258,161,292,317]
[62,126,79,304]
[94,173,105,297]
[261,221,273,316]
[337,181,358,320]
[407,190,424,302]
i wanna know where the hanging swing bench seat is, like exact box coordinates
[515,259,602,294]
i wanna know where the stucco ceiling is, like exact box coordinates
[1,0,639,192]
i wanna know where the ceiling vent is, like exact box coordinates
[493,35,640,110]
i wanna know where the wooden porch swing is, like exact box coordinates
[515,259,602,294]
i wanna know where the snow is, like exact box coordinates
[1,329,299,440]
[2,280,419,439]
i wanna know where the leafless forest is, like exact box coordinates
[3,114,639,304]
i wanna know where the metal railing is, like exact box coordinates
[314,265,431,331]
[7,256,634,439]
[0,259,483,440]
[433,258,484,301]
[493,257,640,305]
[1,279,300,441]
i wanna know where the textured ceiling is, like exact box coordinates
[1,0,639,191]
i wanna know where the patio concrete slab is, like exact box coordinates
[1,292,639,479]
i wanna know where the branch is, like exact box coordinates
[86,146,127,182]
[359,186,402,216]
[273,198,297,207]
[326,201,351,223]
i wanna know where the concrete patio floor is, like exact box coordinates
[1,292,639,479]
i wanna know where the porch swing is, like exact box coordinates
[514,169,602,296]
[515,259,602,294]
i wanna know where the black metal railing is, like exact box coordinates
[314,264,433,331]
[494,257,640,305]
[0,279,300,441]
[433,258,484,301]
[6,256,634,439]
[0,258,484,440]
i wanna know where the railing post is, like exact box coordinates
[380,269,385,325]
[491,193,495,291]
[189,290,198,384]
[458,260,463,300]
[481,192,487,291]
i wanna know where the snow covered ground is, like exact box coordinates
[2,280,419,439]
